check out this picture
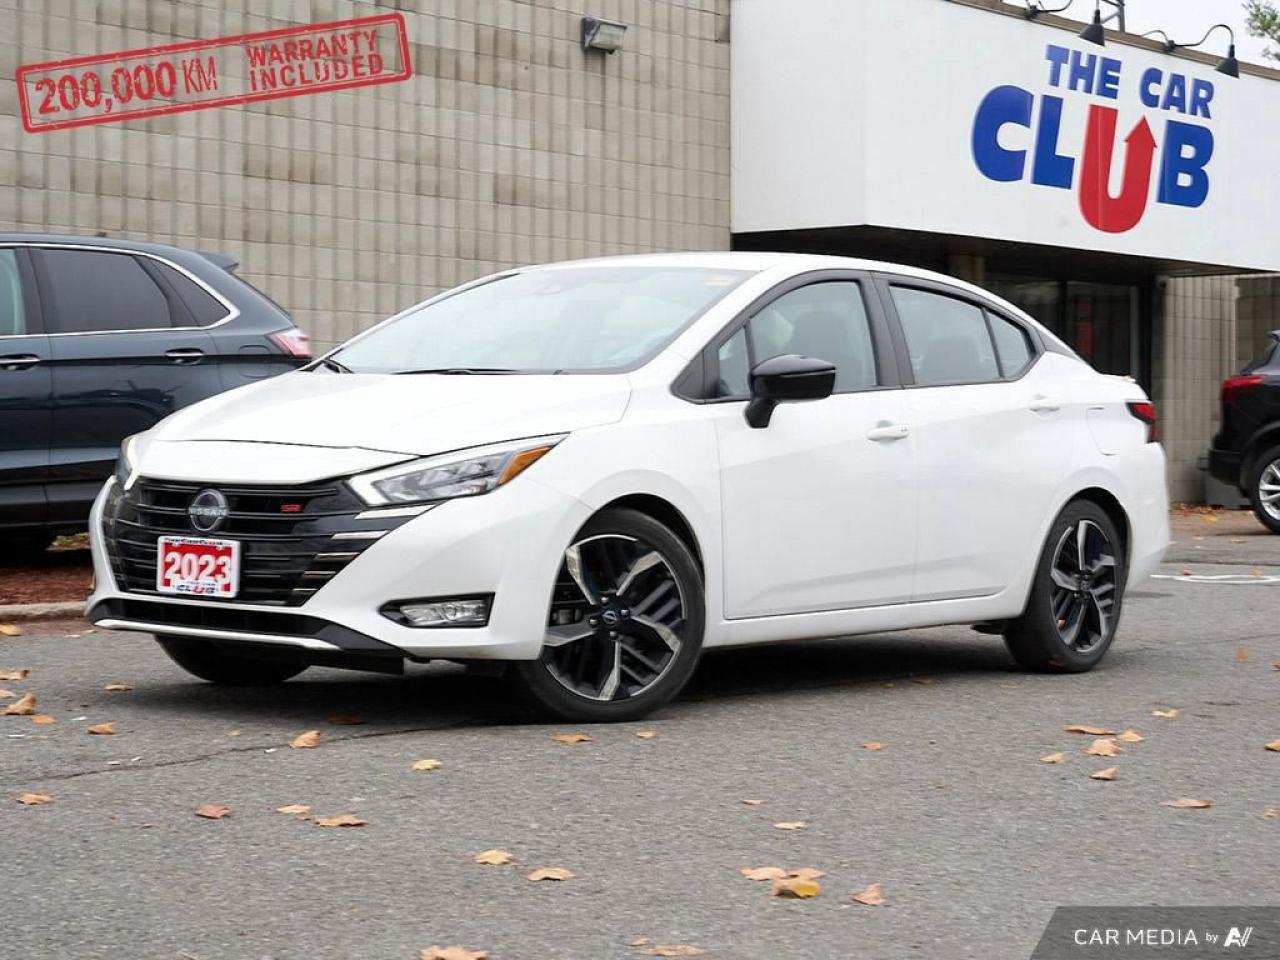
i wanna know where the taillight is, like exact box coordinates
[1221,374,1264,405]
[269,328,311,359]
[1127,401,1159,443]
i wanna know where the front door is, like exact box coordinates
[0,248,52,533]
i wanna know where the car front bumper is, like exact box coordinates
[85,474,593,663]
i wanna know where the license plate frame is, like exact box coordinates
[156,536,241,599]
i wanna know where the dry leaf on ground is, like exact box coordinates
[1236,646,1249,662]
[1161,798,1213,809]
[741,866,787,881]
[910,677,936,685]
[789,867,825,881]
[1085,738,1120,757]
[3,692,36,715]
[315,813,368,827]
[635,731,657,739]
[31,714,55,725]
[0,669,29,680]
[412,759,442,771]
[419,947,489,960]
[275,804,311,816]
[103,683,131,692]
[1090,767,1118,781]
[1265,740,1280,752]
[550,733,591,744]
[851,883,886,906]
[227,729,241,737]
[638,947,705,957]
[289,730,321,749]
[740,799,765,806]
[0,689,14,698]
[1115,729,1144,743]
[1040,752,1065,764]
[862,741,884,751]
[87,722,115,735]
[771,876,821,898]
[327,714,364,725]
[194,804,232,819]
[773,821,808,831]
[1264,809,1279,820]
[16,792,52,805]
[474,849,513,865]
[0,625,22,637]
[527,866,574,881]
[1151,708,1179,719]
[1064,724,1115,735]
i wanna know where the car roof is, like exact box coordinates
[0,232,236,270]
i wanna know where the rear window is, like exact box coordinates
[150,260,229,326]
[1242,338,1278,374]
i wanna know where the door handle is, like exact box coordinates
[866,421,910,442]
[1029,395,1061,413]
[165,348,205,364]
[0,354,40,371]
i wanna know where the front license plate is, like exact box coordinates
[156,536,240,598]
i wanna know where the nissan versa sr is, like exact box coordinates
[87,254,1170,721]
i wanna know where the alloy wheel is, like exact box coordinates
[1048,519,1117,654]
[1258,460,1280,521]
[541,534,687,702]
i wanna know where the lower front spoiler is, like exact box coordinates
[86,597,414,675]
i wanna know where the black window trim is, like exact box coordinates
[0,242,236,339]
[673,269,903,404]
[872,273,1046,390]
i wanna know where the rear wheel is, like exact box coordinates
[1003,501,1124,673]
[1247,444,1280,534]
[156,635,308,686]
[513,508,704,722]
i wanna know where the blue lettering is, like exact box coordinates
[1140,67,1162,108]
[1161,73,1187,113]
[1045,44,1071,87]
[1097,57,1122,99]
[1158,120,1214,208]
[1189,78,1215,119]
[1031,96,1075,189]
[1068,50,1097,93]
[972,85,1033,182]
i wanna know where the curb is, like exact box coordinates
[0,601,86,623]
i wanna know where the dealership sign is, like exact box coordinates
[973,44,1216,234]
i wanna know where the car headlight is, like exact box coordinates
[349,435,565,507]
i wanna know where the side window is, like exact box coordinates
[988,312,1035,377]
[42,249,172,333]
[715,328,751,399]
[0,250,27,336]
[891,286,1001,386]
[149,260,229,326]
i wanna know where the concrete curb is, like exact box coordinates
[0,601,86,623]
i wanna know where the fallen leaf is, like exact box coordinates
[1151,708,1179,719]
[740,799,765,806]
[411,758,443,771]
[31,714,56,725]
[629,938,651,947]
[0,689,15,698]
[1201,513,1219,523]
[87,722,115,735]
[0,625,22,637]
[194,804,232,820]
[638,947,705,957]
[1264,809,1279,820]
[1228,537,1247,543]
[1274,661,1280,671]
[851,882,886,906]
[1236,646,1249,662]
[474,849,513,865]
[16,792,52,805]
[103,683,132,692]
[527,866,574,881]
[862,741,884,751]
[773,821,808,831]
[289,729,321,749]
[314,813,368,827]
[771,876,822,898]
[1115,729,1145,743]
[1161,798,1213,810]
[419,947,489,960]
[635,731,657,739]
[1085,738,1120,757]
[327,714,364,725]
[1040,752,1065,764]
[275,804,311,816]
[741,866,788,881]
[2,692,35,716]
[0,669,29,680]
[910,677,936,685]
[1064,724,1116,735]
[1265,740,1280,752]
[227,729,241,737]
[1090,767,1118,781]
[1179,569,1192,576]
[789,867,825,881]
[550,733,591,744]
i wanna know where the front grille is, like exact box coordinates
[102,477,413,606]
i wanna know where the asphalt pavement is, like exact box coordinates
[2,510,1277,960]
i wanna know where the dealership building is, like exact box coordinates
[2,0,1278,500]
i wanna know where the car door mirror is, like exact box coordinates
[745,354,837,428]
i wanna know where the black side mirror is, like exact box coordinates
[745,354,837,428]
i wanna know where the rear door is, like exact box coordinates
[33,246,222,523]
[0,247,52,532]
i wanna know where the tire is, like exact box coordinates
[513,508,705,722]
[156,635,308,686]
[1003,500,1125,673]
[1246,444,1280,534]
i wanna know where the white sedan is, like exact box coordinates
[87,253,1169,721]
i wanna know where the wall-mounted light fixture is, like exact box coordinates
[1023,0,1111,46]
[581,16,627,53]
[1145,23,1240,77]
[1023,1,1073,19]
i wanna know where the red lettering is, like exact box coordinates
[1079,107,1156,234]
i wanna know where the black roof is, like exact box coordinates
[0,233,237,272]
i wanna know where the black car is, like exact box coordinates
[1209,331,1280,532]
[0,234,310,554]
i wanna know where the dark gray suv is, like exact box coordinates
[0,234,310,554]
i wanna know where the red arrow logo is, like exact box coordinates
[1079,107,1157,234]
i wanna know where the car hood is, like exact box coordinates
[150,371,633,456]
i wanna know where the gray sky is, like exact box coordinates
[1049,0,1272,65]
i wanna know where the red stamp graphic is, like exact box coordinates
[16,13,411,133]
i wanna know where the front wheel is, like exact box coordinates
[1003,501,1125,673]
[1247,444,1280,534]
[156,636,308,686]
[513,508,705,722]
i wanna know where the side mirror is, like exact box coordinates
[745,354,837,428]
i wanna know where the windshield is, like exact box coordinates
[331,266,752,374]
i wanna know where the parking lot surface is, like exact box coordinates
[3,510,1277,960]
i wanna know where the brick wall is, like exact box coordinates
[0,0,731,352]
